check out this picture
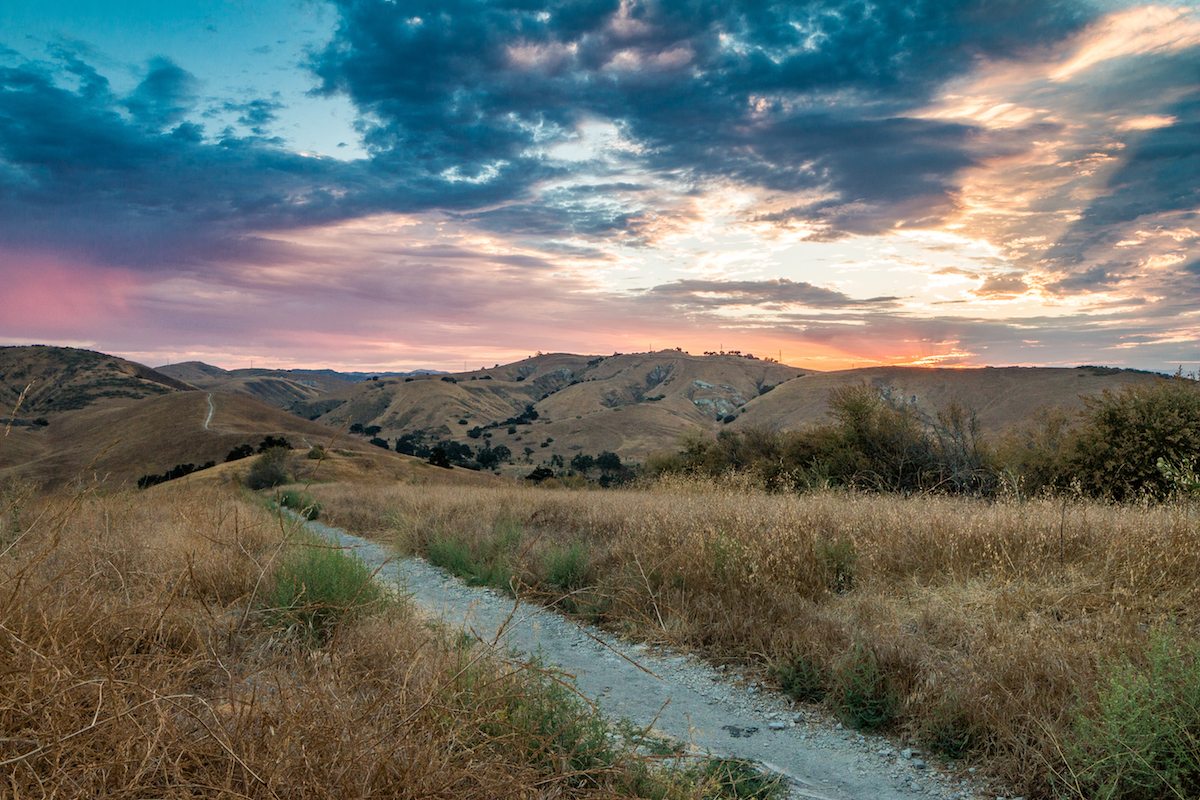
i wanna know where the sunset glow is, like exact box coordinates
[1,1,1196,371]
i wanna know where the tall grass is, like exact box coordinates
[264,540,383,642]
[0,482,768,798]
[310,477,1200,798]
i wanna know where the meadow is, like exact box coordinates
[310,478,1200,800]
[0,480,784,799]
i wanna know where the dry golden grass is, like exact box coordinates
[0,481,738,799]
[310,477,1200,798]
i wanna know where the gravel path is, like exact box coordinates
[203,393,215,430]
[302,517,992,800]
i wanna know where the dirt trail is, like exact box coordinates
[203,393,215,430]
[302,518,983,800]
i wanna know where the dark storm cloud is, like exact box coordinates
[124,57,198,128]
[312,0,1097,235]
[0,56,365,266]
[0,0,1127,268]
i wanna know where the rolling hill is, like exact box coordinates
[0,346,486,488]
[1,344,1170,482]
[299,350,806,464]
[732,365,1165,436]
[155,361,445,408]
[302,352,1167,468]
[0,345,191,420]
[155,361,356,407]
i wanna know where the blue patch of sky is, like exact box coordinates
[0,0,364,158]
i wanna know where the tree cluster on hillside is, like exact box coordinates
[137,460,217,489]
[648,377,1200,501]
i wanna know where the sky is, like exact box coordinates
[0,0,1197,372]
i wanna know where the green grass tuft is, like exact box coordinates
[694,758,786,799]
[277,488,321,520]
[264,543,383,643]
[542,541,591,593]
[1062,631,1200,799]
[773,651,827,703]
[834,643,898,732]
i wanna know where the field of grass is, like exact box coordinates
[310,478,1200,799]
[0,480,786,799]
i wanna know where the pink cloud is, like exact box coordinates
[0,250,135,332]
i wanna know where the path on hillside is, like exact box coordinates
[203,393,215,430]
[299,517,984,800]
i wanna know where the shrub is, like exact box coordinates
[542,542,590,594]
[816,537,856,594]
[305,445,326,460]
[1068,378,1200,500]
[224,443,254,462]
[694,759,786,799]
[278,489,321,520]
[136,460,217,489]
[245,447,290,490]
[525,466,555,482]
[264,543,383,643]
[1062,632,1200,799]
[834,643,898,731]
[257,435,291,452]
[919,695,978,759]
[773,652,827,703]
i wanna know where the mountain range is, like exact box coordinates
[0,344,1164,486]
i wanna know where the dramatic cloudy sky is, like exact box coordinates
[1,0,1197,371]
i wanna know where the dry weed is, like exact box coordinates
[310,478,1200,798]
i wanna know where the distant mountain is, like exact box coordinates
[0,345,189,419]
[155,361,444,408]
[296,350,807,463]
[2,345,1167,483]
[299,351,1167,468]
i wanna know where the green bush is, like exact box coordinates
[773,652,827,703]
[694,758,786,799]
[919,694,977,759]
[834,643,898,731]
[542,542,590,594]
[1068,378,1200,500]
[649,385,995,495]
[277,489,321,520]
[264,544,383,643]
[245,447,290,490]
[1062,632,1200,799]
[305,445,326,460]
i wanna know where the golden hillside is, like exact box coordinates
[0,388,487,489]
[734,365,1165,435]
[0,345,191,418]
[156,361,354,407]
[307,350,805,462]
